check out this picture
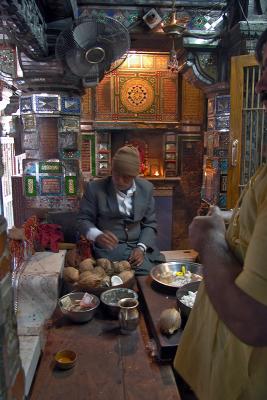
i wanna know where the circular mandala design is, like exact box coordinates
[120,78,154,113]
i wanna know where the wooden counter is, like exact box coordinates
[29,307,181,400]
[137,276,182,362]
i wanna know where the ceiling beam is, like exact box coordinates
[77,1,227,8]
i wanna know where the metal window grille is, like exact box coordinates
[241,65,267,188]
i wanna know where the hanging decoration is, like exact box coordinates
[162,0,189,73]
[162,0,188,38]
[167,39,179,72]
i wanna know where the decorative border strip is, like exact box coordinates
[24,176,37,197]
[39,161,62,173]
[65,176,77,196]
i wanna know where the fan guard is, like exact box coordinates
[55,16,130,86]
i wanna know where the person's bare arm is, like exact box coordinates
[189,210,267,346]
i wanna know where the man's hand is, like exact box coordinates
[189,206,226,257]
[208,205,233,223]
[129,247,144,269]
[95,230,119,250]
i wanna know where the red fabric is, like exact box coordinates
[38,224,64,252]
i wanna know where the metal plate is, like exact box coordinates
[150,260,203,289]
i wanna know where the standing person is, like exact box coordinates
[77,145,165,275]
[174,28,267,400]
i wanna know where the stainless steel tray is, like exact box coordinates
[150,260,203,289]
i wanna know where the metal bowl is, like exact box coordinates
[54,349,77,370]
[176,281,200,320]
[59,292,100,323]
[100,287,138,318]
[150,260,203,290]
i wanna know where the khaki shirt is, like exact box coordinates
[174,164,267,400]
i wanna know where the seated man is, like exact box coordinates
[77,145,165,275]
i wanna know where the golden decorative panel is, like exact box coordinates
[121,53,169,70]
[155,55,169,70]
[85,53,201,123]
[113,72,159,120]
[120,77,155,113]
[181,79,204,123]
[81,88,93,119]
[96,75,112,117]
[95,69,177,122]
[142,55,155,69]
[128,54,142,68]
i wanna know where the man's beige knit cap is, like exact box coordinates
[112,145,140,176]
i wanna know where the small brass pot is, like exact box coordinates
[118,297,139,334]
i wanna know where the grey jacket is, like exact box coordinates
[77,176,165,274]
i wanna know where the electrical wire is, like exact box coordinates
[237,0,251,31]
[236,0,252,49]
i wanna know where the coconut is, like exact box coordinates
[118,270,134,283]
[78,271,102,288]
[159,308,181,335]
[113,260,131,274]
[96,258,110,268]
[63,267,79,283]
[93,266,106,278]
[96,258,114,276]
[79,258,95,273]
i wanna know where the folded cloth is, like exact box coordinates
[38,224,64,252]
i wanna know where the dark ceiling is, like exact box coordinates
[3,0,262,92]
[0,0,228,57]
[35,0,76,22]
[1,1,262,61]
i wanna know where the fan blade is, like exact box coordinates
[65,48,94,77]
[65,47,109,78]
[77,17,130,58]
[73,20,98,50]
[99,36,129,65]
[55,29,77,60]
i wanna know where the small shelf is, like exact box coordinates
[146,176,181,181]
